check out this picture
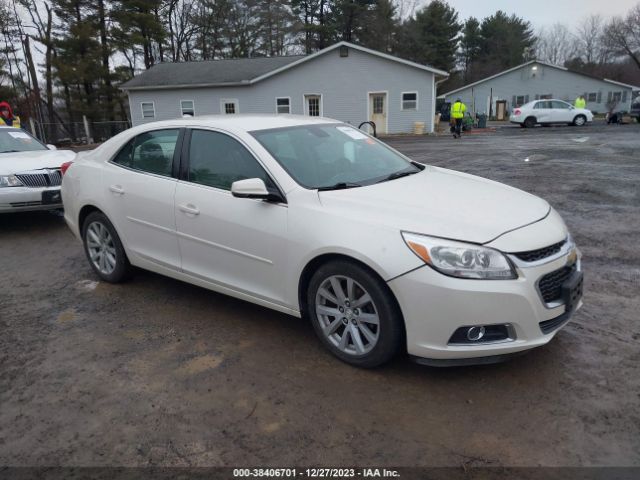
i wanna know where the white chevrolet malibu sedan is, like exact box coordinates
[61,115,583,367]
[510,99,593,128]
[0,127,76,212]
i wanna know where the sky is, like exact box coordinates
[425,0,638,28]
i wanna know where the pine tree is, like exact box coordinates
[395,0,460,71]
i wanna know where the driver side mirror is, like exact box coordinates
[231,178,284,203]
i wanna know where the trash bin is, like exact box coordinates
[477,114,487,129]
[413,121,425,135]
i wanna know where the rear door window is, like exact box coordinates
[113,129,179,177]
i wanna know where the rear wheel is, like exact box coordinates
[306,260,403,368]
[82,211,131,283]
[524,117,536,128]
[573,115,587,126]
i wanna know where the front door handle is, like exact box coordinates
[109,185,124,195]
[178,203,200,216]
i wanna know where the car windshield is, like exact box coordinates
[251,124,420,189]
[0,129,47,153]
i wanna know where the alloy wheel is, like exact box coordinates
[315,275,380,356]
[86,221,117,275]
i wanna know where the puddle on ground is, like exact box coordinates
[523,154,549,162]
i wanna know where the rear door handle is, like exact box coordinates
[109,185,125,195]
[178,203,200,216]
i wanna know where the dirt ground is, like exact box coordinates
[1,122,639,468]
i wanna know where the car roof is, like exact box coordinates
[134,114,341,133]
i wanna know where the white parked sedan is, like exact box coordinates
[61,115,583,367]
[0,127,76,212]
[510,99,593,128]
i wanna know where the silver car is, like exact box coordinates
[0,127,76,213]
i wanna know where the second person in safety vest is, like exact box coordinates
[451,98,466,138]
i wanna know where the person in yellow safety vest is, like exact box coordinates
[574,95,586,109]
[0,101,21,128]
[451,98,467,138]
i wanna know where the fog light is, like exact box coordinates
[466,326,485,341]
[448,324,513,345]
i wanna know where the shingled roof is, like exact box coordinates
[121,42,449,91]
[121,55,305,90]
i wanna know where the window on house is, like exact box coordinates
[181,100,194,116]
[276,97,290,114]
[305,95,321,116]
[141,102,155,118]
[613,92,622,102]
[587,93,597,103]
[539,94,552,100]
[221,99,238,114]
[401,92,418,110]
[515,95,527,106]
[373,96,384,114]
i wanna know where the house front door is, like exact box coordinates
[369,93,387,134]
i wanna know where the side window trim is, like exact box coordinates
[180,127,287,203]
[108,127,185,180]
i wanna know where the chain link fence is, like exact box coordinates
[26,117,131,147]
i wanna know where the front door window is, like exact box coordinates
[305,95,321,117]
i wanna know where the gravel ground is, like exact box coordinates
[1,122,639,469]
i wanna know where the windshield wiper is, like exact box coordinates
[376,169,420,183]
[0,150,21,153]
[317,182,362,191]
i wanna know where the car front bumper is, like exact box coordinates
[388,248,582,363]
[0,186,63,212]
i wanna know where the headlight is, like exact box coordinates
[0,175,23,187]
[402,232,517,280]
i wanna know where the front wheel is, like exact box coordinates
[573,115,587,126]
[306,260,403,368]
[82,211,132,283]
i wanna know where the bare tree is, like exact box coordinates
[536,23,576,65]
[603,3,640,69]
[575,14,607,64]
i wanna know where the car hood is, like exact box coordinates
[318,166,550,244]
[0,149,76,175]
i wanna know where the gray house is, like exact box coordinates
[441,60,638,118]
[121,41,448,134]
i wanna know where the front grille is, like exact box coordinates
[538,263,577,303]
[15,169,61,188]
[512,239,567,263]
[539,311,571,334]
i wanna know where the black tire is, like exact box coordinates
[524,117,536,128]
[82,211,132,283]
[306,260,404,368]
[573,115,587,126]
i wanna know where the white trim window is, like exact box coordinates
[181,100,195,116]
[401,92,418,111]
[276,97,291,114]
[304,94,322,117]
[141,102,155,118]
[220,99,239,114]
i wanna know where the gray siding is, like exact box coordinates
[127,47,436,134]
[444,62,633,115]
